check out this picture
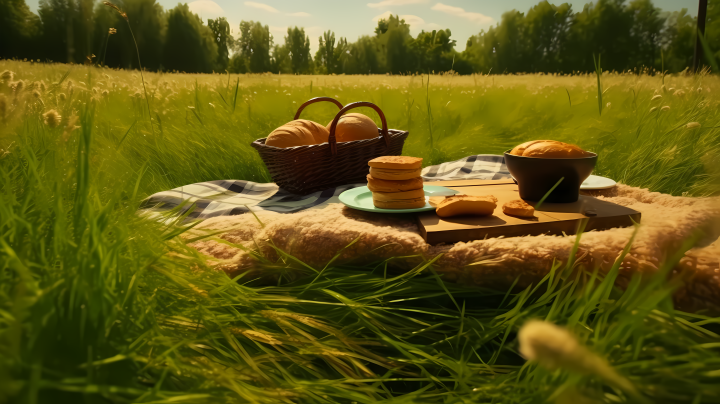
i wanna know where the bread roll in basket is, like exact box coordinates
[251,97,410,195]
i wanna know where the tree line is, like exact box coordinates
[1,0,718,75]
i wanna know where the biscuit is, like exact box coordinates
[502,199,535,218]
[435,195,497,218]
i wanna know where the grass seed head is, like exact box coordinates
[650,106,657,112]
[686,122,701,129]
[13,80,24,93]
[58,93,66,101]
[1,70,13,82]
[63,113,80,140]
[661,106,670,111]
[43,109,61,128]
[651,94,662,101]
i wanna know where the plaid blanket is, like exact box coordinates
[141,154,511,221]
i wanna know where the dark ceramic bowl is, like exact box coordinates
[504,150,597,203]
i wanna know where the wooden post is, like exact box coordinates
[692,0,709,73]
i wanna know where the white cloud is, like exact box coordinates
[287,11,311,17]
[188,0,224,18]
[368,0,428,8]
[431,2,494,25]
[400,14,425,26]
[372,11,394,22]
[245,1,279,13]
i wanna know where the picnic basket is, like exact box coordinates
[251,97,410,195]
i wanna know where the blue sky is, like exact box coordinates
[26,0,700,53]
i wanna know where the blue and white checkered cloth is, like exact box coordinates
[140,155,511,221]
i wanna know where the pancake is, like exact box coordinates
[369,167,422,181]
[368,156,423,170]
[367,175,423,193]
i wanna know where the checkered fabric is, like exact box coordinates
[140,154,511,220]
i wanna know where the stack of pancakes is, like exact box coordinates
[367,156,425,209]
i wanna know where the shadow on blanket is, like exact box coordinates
[188,184,720,313]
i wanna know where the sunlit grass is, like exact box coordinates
[0,60,719,403]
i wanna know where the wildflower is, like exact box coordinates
[1,70,13,82]
[686,122,701,129]
[109,27,117,35]
[661,106,670,111]
[43,109,62,128]
[651,94,662,101]
[650,106,657,113]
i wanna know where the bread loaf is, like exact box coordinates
[328,113,378,143]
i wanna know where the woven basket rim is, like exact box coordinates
[251,128,409,151]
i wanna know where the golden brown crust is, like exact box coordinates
[435,195,497,218]
[509,140,561,156]
[285,119,329,144]
[369,167,422,181]
[502,199,535,218]
[327,113,378,143]
[367,175,423,192]
[266,124,318,148]
[372,188,425,202]
[372,198,426,209]
[522,141,590,158]
[368,156,423,169]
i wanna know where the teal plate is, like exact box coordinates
[338,185,459,213]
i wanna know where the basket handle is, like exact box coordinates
[327,101,389,155]
[293,97,343,120]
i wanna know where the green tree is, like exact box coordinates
[662,9,696,72]
[208,17,232,72]
[163,3,217,73]
[284,27,313,74]
[705,0,720,66]
[233,21,273,73]
[0,0,41,60]
[375,15,414,74]
[524,1,573,72]
[344,35,381,74]
[564,0,635,73]
[628,0,665,71]
[92,0,165,70]
[414,29,456,73]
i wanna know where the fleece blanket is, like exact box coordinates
[188,184,720,313]
[141,155,510,220]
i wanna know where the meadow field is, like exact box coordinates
[1,60,720,403]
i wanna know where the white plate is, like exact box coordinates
[338,185,459,213]
[581,175,616,190]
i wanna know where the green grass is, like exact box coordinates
[1,61,720,403]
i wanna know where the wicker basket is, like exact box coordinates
[251,97,410,195]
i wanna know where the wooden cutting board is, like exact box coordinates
[418,179,641,245]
